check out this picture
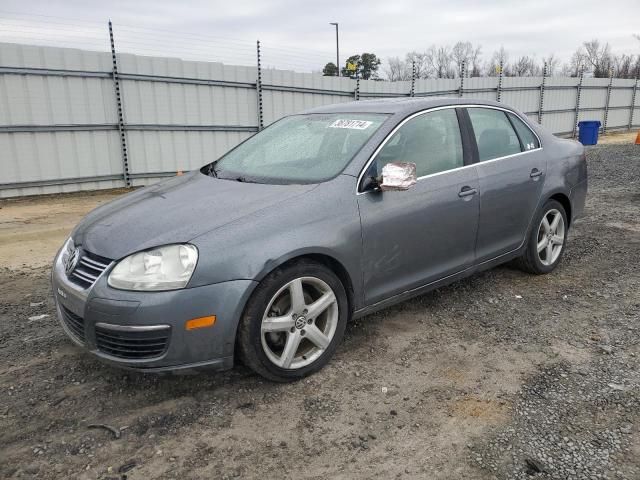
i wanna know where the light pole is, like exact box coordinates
[329,22,339,76]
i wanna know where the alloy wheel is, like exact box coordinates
[537,208,565,266]
[260,276,339,369]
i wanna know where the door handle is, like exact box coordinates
[458,186,478,198]
[530,168,543,178]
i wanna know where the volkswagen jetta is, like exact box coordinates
[52,98,587,381]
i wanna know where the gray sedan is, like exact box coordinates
[52,98,587,381]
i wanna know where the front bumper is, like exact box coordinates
[51,247,257,372]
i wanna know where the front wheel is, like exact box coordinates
[516,199,568,274]
[236,260,348,382]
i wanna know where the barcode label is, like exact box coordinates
[328,119,373,130]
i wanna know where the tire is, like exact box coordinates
[516,199,568,274]
[236,259,348,382]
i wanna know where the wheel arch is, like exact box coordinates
[261,252,356,316]
[548,192,572,227]
[233,251,355,377]
[521,189,573,254]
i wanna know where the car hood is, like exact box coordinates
[72,172,317,260]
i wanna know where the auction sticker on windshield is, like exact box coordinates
[328,119,373,129]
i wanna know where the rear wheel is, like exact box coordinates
[237,260,348,382]
[517,199,568,274]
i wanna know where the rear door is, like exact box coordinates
[465,107,546,262]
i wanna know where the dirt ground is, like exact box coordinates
[0,189,127,271]
[596,131,638,145]
[1,138,639,479]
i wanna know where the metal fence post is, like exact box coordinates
[108,20,130,187]
[572,68,584,138]
[628,75,638,130]
[603,68,613,134]
[410,60,416,97]
[459,61,465,97]
[256,40,264,131]
[496,61,504,102]
[538,62,547,124]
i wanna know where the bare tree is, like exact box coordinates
[381,37,640,82]
[612,53,640,78]
[425,45,454,78]
[384,57,411,81]
[582,39,613,77]
[542,54,560,76]
[509,56,541,76]
[559,64,573,77]
[486,46,509,76]
[422,46,436,78]
[469,45,483,77]
[406,51,431,78]
[451,42,469,77]
[561,49,588,77]
[451,41,482,77]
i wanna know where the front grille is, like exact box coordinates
[95,325,170,360]
[60,305,85,343]
[68,250,112,289]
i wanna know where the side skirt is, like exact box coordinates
[352,247,525,320]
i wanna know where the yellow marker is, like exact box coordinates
[185,315,216,330]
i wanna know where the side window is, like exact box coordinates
[467,108,522,161]
[374,109,464,178]
[507,112,540,151]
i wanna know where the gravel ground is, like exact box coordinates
[1,143,639,479]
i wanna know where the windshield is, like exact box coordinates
[207,113,389,184]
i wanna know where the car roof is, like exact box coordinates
[304,97,508,115]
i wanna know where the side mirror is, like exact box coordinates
[380,162,417,191]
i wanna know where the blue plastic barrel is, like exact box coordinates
[577,120,601,145]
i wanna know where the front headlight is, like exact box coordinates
[108,244,198,291]
[59,237,74,265]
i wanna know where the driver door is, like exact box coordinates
[357,108,480,305]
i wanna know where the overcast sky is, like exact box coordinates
[0,0,638,71]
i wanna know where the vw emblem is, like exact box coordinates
[65,248,80,275]
[295,315,307,330]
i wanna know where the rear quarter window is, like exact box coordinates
[507,112,540,151]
